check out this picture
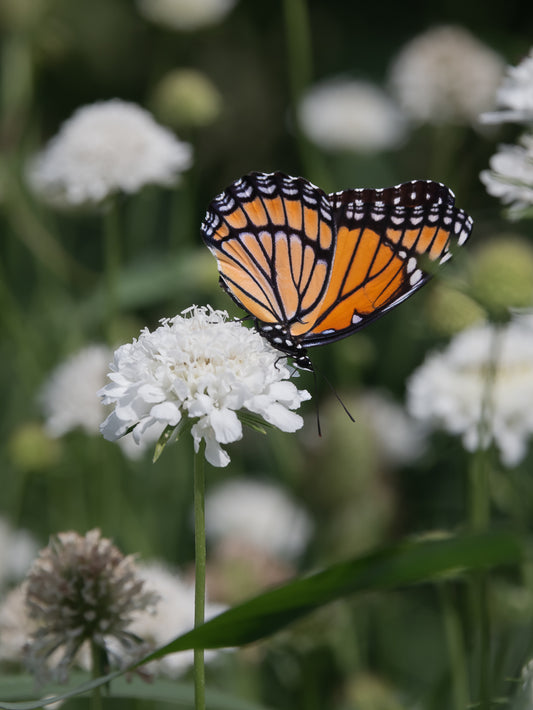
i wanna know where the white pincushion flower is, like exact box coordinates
[126,562,225,677]
[298,78,406,153]
[480,132,533,218]
[40,345,149,459]
[205,478,313,560]
[137,0,237,31]
[357,391,427,466]
[99,306,311,467]
[0,518,38,590]
[41,345,113,437]
[28,99,192,208]
[389,25,504,126]
[481,49,533,125]
[407,316,533,467]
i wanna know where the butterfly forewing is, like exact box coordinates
[201,172,336,326]
[201,172,473,363]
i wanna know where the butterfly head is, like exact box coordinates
[258,322,314,372]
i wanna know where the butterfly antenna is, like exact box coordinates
[312,368,322,437]
[317,368,355,423]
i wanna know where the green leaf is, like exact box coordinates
[0,673,273,710]
[143,530,523,660]
[0,530,523,709]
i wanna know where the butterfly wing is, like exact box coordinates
[201,172,336,329]
[293,180,473,347]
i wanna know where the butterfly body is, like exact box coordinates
[201,172,472,370]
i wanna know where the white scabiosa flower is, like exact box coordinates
[41,345,113,438]
[389,25,504,127]
[406,316,533,467]
[0,518,39,591]
[481,49,533,125]
[298,78,406,153]
[137,0,237,31]
[480,132,533,218]
[124,562,225,677]
[28,99,192,208]
[357,391,427,466]
[40,345,149,459]
[205,478,313,560]
[99,306,311,467]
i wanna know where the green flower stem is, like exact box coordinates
[103,197,122,342]
[467,327,502,710]
[438,584,469,710]
[90,642,104,710]
[282,0,330,188]
[193,445,207,710]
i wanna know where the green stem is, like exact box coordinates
[467,326,502,710]
[103,198,122,343]
[193,446,206,710]
[90,642,104,710]
[439,584,469,710]
[282,0,330,187]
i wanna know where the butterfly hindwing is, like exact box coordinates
[297,180,473,346]
[201,172,335,327]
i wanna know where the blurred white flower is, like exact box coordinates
[298,78,406,152]
[0,583,34,664]
[358,391,427,466]
[126,562,225,677]
[389,25,504,126]
[481,49,533,125]
[99,306,311,467]
[480,132,533,218]
[407,316,533,466]
[137,0,237,31]
[0,518,38,590]
[205,478,313,560]
[40,345,149,459]
[28,99,192,208]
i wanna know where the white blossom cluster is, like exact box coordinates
[28,100,192,208]
[480,48,533,218]
[407,316,533,467]
[99,306,311,467]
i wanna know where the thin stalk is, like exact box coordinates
[468,326,502,710]
[90,642,104,710]
[193,446,207,710]
[439,584,469,710]
[103,198,121,342]
[282,0,330,187]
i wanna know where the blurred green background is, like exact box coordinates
[2,1,533,708]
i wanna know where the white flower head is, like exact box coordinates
[407,315,533,467]
[0,583,34,664]
[137,0,237,31]
[205,478,313,560]
[40,345,150,459]
[357,391,427,466]
[0,518,39,591]
[480,132,533,218]
[298,78,406,153]
[481,49,533,125]
[28,99,192,208]
[99,306,311,467]
[389,25,505,126]
[124,562,225,677]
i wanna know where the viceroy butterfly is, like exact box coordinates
[201,171,473,371]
